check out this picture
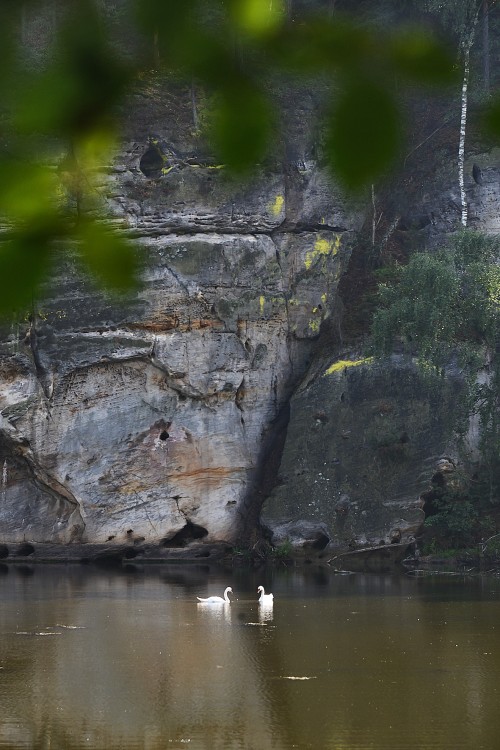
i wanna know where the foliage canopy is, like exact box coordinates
[372,231,500,543]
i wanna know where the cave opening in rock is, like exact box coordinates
[162,521,209,547]
[159,430,169,441]
[17,543,35,556]
[421,487,441,519]
[306,532,330,551]
[139,144,164,178]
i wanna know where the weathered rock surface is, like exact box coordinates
[0,118,360,547]
[263,357,463,554]
[2,68,500,559]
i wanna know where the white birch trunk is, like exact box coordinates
[459,41,472,227]
[371,184,376,247]
[191,80,199,132]
[483,0,490,96]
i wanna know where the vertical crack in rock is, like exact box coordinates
[173,494,188,523]
[235,378,245,411]
[26,313,53,400]
[270,234,294,370]
[238,400,291,544]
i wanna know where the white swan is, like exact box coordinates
[257,585,274,604]
[197,586,233,604]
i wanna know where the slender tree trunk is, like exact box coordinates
[371,184,377,247]
[21,4,28,45]
[153,29,160,67]
[483,0,490,95]
[190,79,199,132]
[459,38,473,227]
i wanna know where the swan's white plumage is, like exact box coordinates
[197,586,233,604]
[257,585,274,604]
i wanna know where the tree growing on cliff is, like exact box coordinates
[420,0,491,227]
[372,230,500,542]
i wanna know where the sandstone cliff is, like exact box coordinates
[0,78,364,554]
[1,60,500,562]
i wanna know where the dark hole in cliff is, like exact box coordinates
[305,532,330,551]
[93,549,128,567]
[159,430,169,440]
[0,545,9,559]
[162,522,209,547]
[123,548,140,559]
[139,145,163,178]
[126,529,133,535]
[421,488,441,517]
[16,543,35,556]
[195,549,211,558]
[431,471,446,487]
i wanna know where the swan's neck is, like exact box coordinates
[224,588,231,603]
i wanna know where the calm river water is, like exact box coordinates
[0,564,499,750]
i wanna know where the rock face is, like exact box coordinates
[0,94,362,546]
[263,358,463,554]
[2,71,500,556]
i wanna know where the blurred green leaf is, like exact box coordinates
[14,1,129,136]
[228,0,285,36]
[135,0,201,67]
[0,160,60,222]
[325,77,402,192]
[210,83,274,173]
[271,18,372,73]
[0,229,53,314]
[79,221,139,293]
[389,28,457,85]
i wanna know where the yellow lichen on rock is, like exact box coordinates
[270,195,285,217]
[305,235,341,270]
[324,357,373,376]
[308,319,320,333]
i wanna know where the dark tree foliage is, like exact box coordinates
[372,231,500,546]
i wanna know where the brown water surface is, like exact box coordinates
[0,565,499,749]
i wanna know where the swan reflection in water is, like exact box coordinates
[196,587,233,623]
[256,585,274,624]
[258,603,274,624]
[197,601,232,622]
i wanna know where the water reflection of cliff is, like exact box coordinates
[0,566,288,749]
[0,568,499,749]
